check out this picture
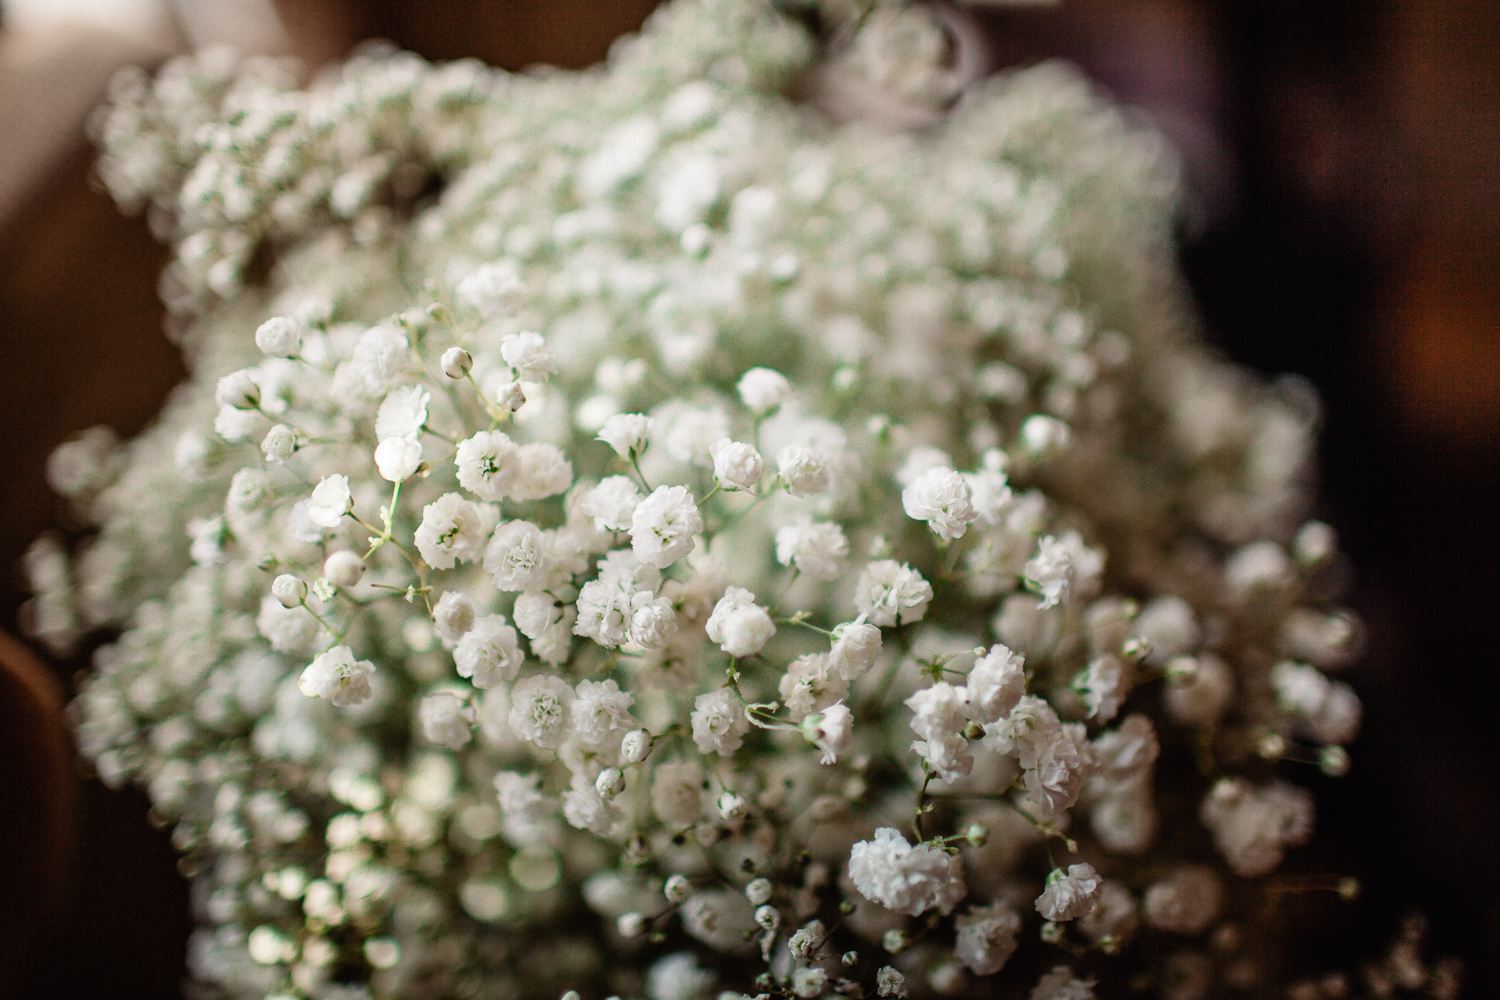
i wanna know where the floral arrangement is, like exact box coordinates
[24,1,1379,998]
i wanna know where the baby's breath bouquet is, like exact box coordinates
[25,2,1376,998]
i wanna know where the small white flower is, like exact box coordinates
[298,645,375,706]
[1035,864,1101,921]
[877,966,908,997]
[420,692,476,750]
[737,366,792,412]
[828,616,882,680]
[1019,414,1071,458]
[774,520,849,580]
[261,424,296,463]
[307,475,352,528]
[664,873,692,904]
[508,674,574,750]
[847,828,966,917]
[597,412,653,459]
[571,677,636,747]
[964,644,1026,724]
[512,443,573,501]
[374,437,423,482]
[484,520,547,592]
[630,596,679,650]
[500,330,555,382]
[630,485,702,568]
[854,560,933,626]
[495,380,526,413]
[902,467,977,542]
[432,591,476,642]
[954,902,1021,976]
[705,587,776,658]
[906,683,968,743]
[792,967,827,998]
[1024,532,1104,610]
[454,614,524,688]
[1030,966,1097,1000]
[414,493,492,570]
[215,370,261,410]
[254,316,302,358]
[455,258,522,316]
[777,445,831,496]
[456,430,520,502]
[709,438,763,490]
[1075,655,1128,722]
[595,767,626,799]
[375,385,430,442]
[651,760,705,826]
[1142,865,1221,935]
[579,476,642,532]
[803,701,853,764]
[779,653,847,721]
[690,688,750,755]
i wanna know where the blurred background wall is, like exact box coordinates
[0,0,1494,996]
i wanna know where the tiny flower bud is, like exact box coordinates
[261,424,297,463]
[717,791,746,822]
[1256,732,1286,759]
[617,912,646,938]
[272,574,307,608]
[596,767,625,799]
[324,551,365,588]
[882,929,909,954]
[374,438,422,482]
[216,371,261,410]
[745,878,772,906]
[441,347,473,379]
[1040,921,1064,944]
[664,874,692,904]
[1337,877,1360,900]
[619,728,652,764]
[754,905,780,932]
[1019,414,1070,458]
[1319,745,1350,777]
[964,824,988,847]
[496,380,526,413]
[311,576,337,603]
[842,951,858,968]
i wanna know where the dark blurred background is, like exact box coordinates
[0,1,1494,997]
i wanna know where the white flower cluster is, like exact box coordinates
[26,2,1366,998]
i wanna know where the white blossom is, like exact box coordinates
[1024,532,1103,609]
[454,614,524,688]
[802,701,853,764]
[1035,864,1101,921]
[420,692,476,749]
[1199,779,1314,877]
[1030,966,1096,1000]
[484,520,548,592]
[630,485,701,568]
[1142,865,1221,935]
[254,316,302,358]
[877,967,908,997]
[854,560,933,626]
[705,587,776,658]
[456,430,520,501]
[500,331,556,382]
[571,678,635,748]
[847,828,966,917]
[777,445,831,496]
[374,436,422,481]
[774,520,848,580]
[215,370,261,410]
[828,616,882,680]
[306,475,352,528]
[323,550,364,588]
[261,424,296,463]
[779,653,847,721]
[298,646,375,707]
[954,902,1021,975]
[579,475,642,532]
[375,385,430,441]
[709,438,763,490]
[737,367,792,412]
[414,493,493,569]
[432,591,476,643]
[512,443,572,500]
[651,761,705,826]
[598,412,653,459]
[690,688,749,756]
[902,467,976,542]
[964,644,1026,724]
[508,674,574,751]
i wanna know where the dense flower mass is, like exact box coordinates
[24,1,1371,997]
